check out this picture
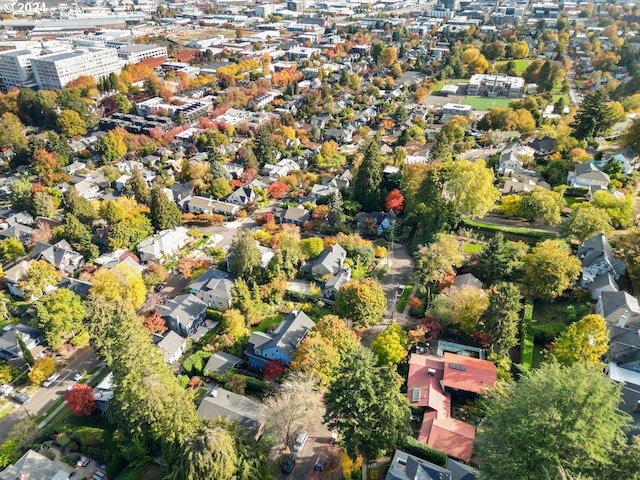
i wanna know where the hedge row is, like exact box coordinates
[399,435,447,467]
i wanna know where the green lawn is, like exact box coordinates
[461,217,555,240]
[564,196,586,208]
[463,243,484,254]
[495,59,534,76]
[252,313,284,333]
[462,96,512,110]
[396,284,414,313]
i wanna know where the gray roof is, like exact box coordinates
[313,244,347,274]
[158,294,207,329]
[204,351,242,375]
[197,388,265,435]
[0,449,69,480]
[599,291,640,328]
[246,311,315,359]
[32,240,83,270]
[386,450,452,480]
[609,326,640,366]
[578,233,626,275]
[190,268,235,299]
[157,331,185,363]
[282,206,309,222]
[453,273,482,289]
[589,272,618,292]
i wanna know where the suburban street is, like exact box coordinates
[0,348,101,443]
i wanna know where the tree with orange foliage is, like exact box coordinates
[32,149,69,187]
[143,313,168,334]
[385,189,404,214]
[266,181,290,199]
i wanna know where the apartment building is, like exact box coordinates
[31,47,122,90]
[0,48,41,88]
[466,73,525,98]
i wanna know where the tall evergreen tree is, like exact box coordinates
[253,126,275,167]
[209,147,231,180]
[324,344,410,468]
[149,184,182,231]
[326,192,344,231]
[475,233,511,284]
[480,282,522,355]
[571,88,616,140]
[227,229,261,279]
[17,332,35,367]
[354,139,384,211]
[125,169,150,205]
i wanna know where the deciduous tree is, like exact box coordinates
[477,362,634,480]
[97,129,127,163]
[227,229,261,279]
[89,263,147,310]
[333,278,387,328]
[414,233,464,286]
[0,238,24,262]
[35,289,86,350]
[447,158,500,218]
[266,181,290,199]
[548,314,608,366]
[561,203,613,242]
[143,314,167,334]
[18,260,62,302]
[32,149,68,187]
[66,384,96,416]
[431,285,489,334]
[371,322,408,365]
[222,309,248,340]
[57,109,87,137]
[385,189,405,214]
[28,356,55,385]
[523,240,581,300]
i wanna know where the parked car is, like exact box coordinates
[76,456,90,468]
[0,384,14,396]
[74,371,85,382]
[282,453,297,474]
[11,392,29,404]
[314,455,325,471]
[292,431,309,453]
[43,373,60,388]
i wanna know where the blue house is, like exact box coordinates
[245,311,315,369]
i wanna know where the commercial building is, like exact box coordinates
[31,47,122,90]
[116,44,168,64]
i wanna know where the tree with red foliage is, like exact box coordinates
[264,360,287,381]
[256,212,275,225]
[143,313,167,334]
[385,189,405,214]
[266,181,290,199]
[178,257,198,278]
[188,376,201,388]
[65,384,96,416]
[241,168,258,182]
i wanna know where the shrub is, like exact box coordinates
[399,435,447,467]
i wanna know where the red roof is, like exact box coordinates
[406,354,450,418]
[137,56,166,69]
[425,417,476,462]
[442,352,497,394]
[174,49,199,63]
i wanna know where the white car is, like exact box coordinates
[0,384,14,396]
[74,372,85,382]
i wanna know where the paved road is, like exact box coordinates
[0,348,101,443]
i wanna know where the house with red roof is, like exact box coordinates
[406,351,497,463]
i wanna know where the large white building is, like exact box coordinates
[0,48,41,88]
[31,47,122,90]
[116,44,168,64]
[466,74,525,98]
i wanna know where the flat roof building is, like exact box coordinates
[31,47,122,90]
[117,44,167,64]
[467,73,524,98]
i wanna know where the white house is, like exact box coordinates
[226,187,256,206]
[567,163,609,190]
[137,227,189,263]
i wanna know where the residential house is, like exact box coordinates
[501,177,550,194]
[189,268,235,311]
[72,178,100,199]
[64,160,86,175]
[33,240,85,275]
[407,352,497,462]
[386,450,478,480]
[529,136,556,157]
[262,159,300,179]
[171,182,194,208]
[567,163,609,190]
[453,273,482,289]
[156,330,186,364]
[204,351,242,376]
[0,325,42,361]
[496,142,535,176]
[158,293,208,338]
[245,310,315,369]
[58,277,93,297]
[310,183,340,199]
[197,387,265,438]
[226,187,256,206]
[324,126,355,143]
[188,196,240,217]
[600,148,638,175]
[0,449,70,480]
[115,174,131,191]
[311,244,347,277]
[577,233,626,291]
[356,211,397,236]
[3,260,30,298]
[93,371,115,412]
[137,227,189,263]
[323,267,351,302]
[607,326,640,394]
[589,272,619,301]
[280,206,310,226]
[0,222,34,246]
[596,291,640,329]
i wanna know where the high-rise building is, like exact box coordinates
[0,48,41,89]
[31,47,122,90]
